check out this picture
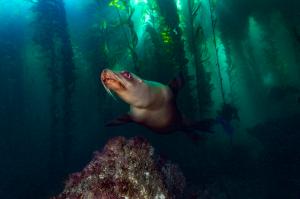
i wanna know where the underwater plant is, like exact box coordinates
[53,136,186,199]
[105,0,140,74]
[208,0,225,104]
[180,0,213,115]
[145,0,197,118]
[32,0,75,172]
[222,38,237,103]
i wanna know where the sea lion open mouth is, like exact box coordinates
[101,69,126,91]
[102,77,116,84]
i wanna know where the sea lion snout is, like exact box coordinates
[101,69,112,82]
[101,69,125,91]
[101,69,117,83]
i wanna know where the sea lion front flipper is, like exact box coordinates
[105,113,133,127]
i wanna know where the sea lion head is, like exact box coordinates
[101,69,151,108]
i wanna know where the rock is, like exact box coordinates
[52,136,185,199]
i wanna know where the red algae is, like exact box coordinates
[52,137,185,199]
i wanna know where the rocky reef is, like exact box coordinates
[53,137,185,199]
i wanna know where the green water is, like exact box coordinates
[0,0,299,198]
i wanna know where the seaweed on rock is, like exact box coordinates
[53,137,186,199]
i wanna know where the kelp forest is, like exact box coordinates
[0,0,300,198]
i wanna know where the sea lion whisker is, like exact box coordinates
[101,78,118,101]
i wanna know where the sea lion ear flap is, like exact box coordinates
[168,71,185,95]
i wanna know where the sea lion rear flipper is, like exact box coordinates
[168,72,185,96]
[105,113,133,127]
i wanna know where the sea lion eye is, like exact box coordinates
[121,71,132,79]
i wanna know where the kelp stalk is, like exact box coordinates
[208,0,225,103]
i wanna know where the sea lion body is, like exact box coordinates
[129,81,182,133]
[101,69,212,135]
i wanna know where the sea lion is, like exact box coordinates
[100,69,214,138]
